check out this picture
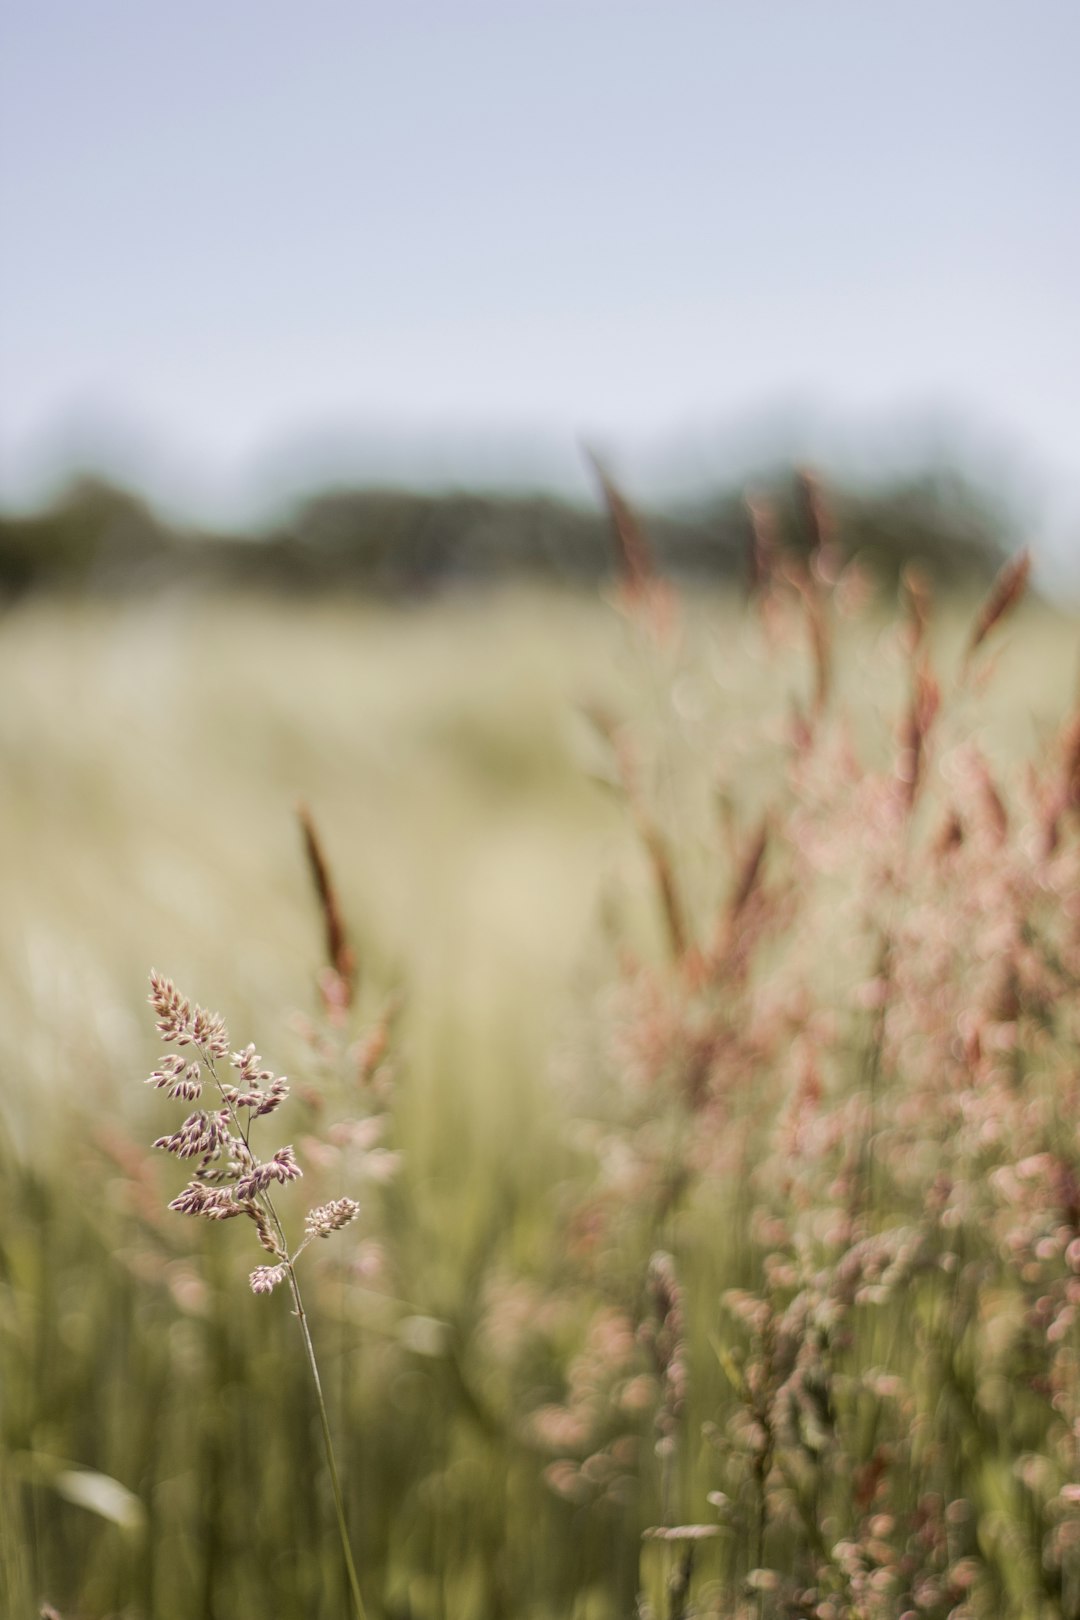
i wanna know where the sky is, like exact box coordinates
[1,1,1077,547]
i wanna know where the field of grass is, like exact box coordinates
[2,575,1079,1620]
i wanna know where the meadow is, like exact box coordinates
[2,546,1079,1619]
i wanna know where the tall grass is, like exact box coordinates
[1,565,1078,1618]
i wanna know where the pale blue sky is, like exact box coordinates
[1,1,1077,540]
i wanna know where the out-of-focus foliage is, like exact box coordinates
[2,550,1074,1618]
[0,463,1011,598]
[0,478,167,592]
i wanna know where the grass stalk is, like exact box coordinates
[286,1264,368,1620]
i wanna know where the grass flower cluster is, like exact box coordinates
[145,969,368,1616]
[146,971,358,1296]
[505,474,1080,1618]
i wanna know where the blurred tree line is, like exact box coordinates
[0,463,1012,598]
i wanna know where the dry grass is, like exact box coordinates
[1,575,1079,1618]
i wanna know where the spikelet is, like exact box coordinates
[961,549,1031,676]
[795,574,832,719]
[305,1198,361,1239]
[586,448,676,639]
[969,747,1009,845]
[249,1264,288,1296]
[896,660,941,814]
[795,466,842,585]
[297,801,357,1015]
[745,491,780,601]
[639,818,688,962]
[900,564,933,657]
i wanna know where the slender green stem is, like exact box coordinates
[287,1264,368,1620]
[196,1042,368,1613]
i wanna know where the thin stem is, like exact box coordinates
[195,1039,368,1613]
[286,1263,368,1620]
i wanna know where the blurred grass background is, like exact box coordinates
[1,583,1077,1619]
